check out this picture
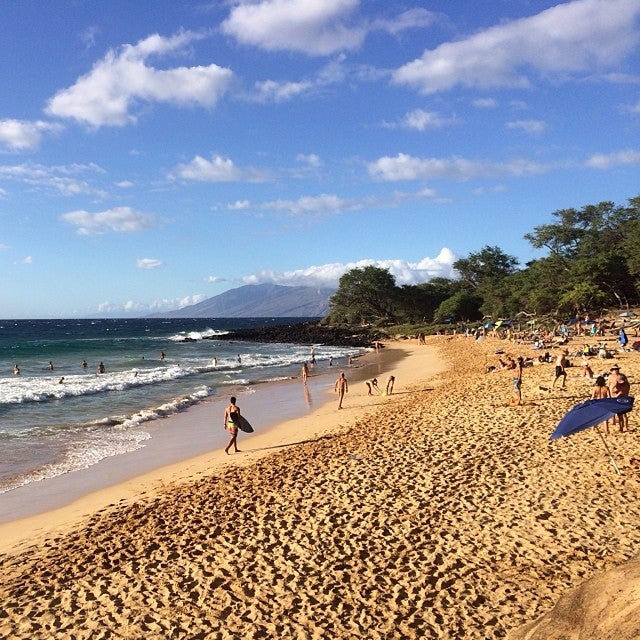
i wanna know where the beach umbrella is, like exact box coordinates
[550,396,634,475]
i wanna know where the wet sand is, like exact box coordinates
[1,334,639,639]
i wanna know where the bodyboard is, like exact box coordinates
[231,413,254,433]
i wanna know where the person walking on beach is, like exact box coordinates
[334,372,348,409]
[301,362,309,384]
[223,396,241,454]
[552,350,568,389]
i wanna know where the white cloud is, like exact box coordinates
[506,119,547,135]
[241,248,458,288]
[261,193,360,216]
[222,0,365,55]
[14,255,33,265]
[0,119,63,151]
[136,257,163,269]
[253,79,314,102]
[585,150,640,169]
[393,0,640,94]
[61,206,157,235]
[46,31,233,127]
[368,153,549,181]
[230,188,441,217]
[206,275,225,283]
[115,180,134,188]
[395,109,459,131]
[170,154,270,183]
[222,1,435,56]
[0,162,106,197]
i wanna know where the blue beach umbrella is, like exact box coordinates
[550,396,634,474]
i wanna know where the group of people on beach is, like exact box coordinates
[504,341,633,433]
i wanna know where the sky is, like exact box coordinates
[1,0,639,318]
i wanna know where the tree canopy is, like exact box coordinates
[327,195,640,326]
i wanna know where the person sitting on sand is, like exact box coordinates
[582,359,594,379]
[223,396,241,454]
[591,376,612,434]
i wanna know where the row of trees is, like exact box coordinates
[327,196,640,326]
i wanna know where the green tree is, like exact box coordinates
[328,266,398,324]
[433,291,483,323]
[453,245,519,290]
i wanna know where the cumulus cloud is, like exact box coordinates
[61,206,157,235]
[222,0,433,56]
[368,153,549,181]
[136,257,163,269]
[97,294,207,315]
[221,0,365,55]
[170,154,269,182]
[0,119,63,151]
[585,149,640,169]
[46,31,233,127]
[241,248,458,288]
[393,0,640,94]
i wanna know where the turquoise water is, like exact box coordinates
[0,318,359,493]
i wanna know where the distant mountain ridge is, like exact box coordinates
[151,284,334,318]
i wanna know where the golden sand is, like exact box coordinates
[1,334,639,639]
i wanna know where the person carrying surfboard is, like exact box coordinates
[223,396,241,454]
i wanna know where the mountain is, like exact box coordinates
[151,284,335,318]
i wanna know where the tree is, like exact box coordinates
[453,245,519,290]
[328,266,398,324]
[433,291,483,323]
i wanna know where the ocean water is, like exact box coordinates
[0,318,359,494]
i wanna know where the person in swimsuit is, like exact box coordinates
[223,396,241,454]
[591,376,612,434]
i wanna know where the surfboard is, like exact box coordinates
[231,413,254,433]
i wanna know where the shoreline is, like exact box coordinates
[3,334,639,638]
[0,341,434,552]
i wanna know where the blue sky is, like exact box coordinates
[1,0,639,318]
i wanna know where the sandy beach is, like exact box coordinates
[1,332,640,639]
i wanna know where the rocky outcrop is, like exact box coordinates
[508,555,640,640]
[203,321,381,347]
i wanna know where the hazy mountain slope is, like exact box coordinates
[152,284,334,318]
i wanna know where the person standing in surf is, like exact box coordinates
[223,396,241,454]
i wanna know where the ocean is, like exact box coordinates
[0,318,360,495]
